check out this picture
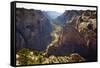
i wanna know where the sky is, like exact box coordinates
[16,3,96,13]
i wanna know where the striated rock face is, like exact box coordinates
[16,8,52,51]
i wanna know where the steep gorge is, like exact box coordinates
[16,8,97,63]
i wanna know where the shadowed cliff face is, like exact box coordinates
[47,18,87,57]
[16,8,52,51]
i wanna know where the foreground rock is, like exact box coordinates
[16,49,85,65]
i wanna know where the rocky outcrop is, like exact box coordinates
[47,10,97,61]
[16,48,85,65]
[16,8,52,51]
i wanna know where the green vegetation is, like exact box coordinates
[46,23,62,52]
[16,48,85,65]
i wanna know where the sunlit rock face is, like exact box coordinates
[77,10,97,61]
[16,8,52,51]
